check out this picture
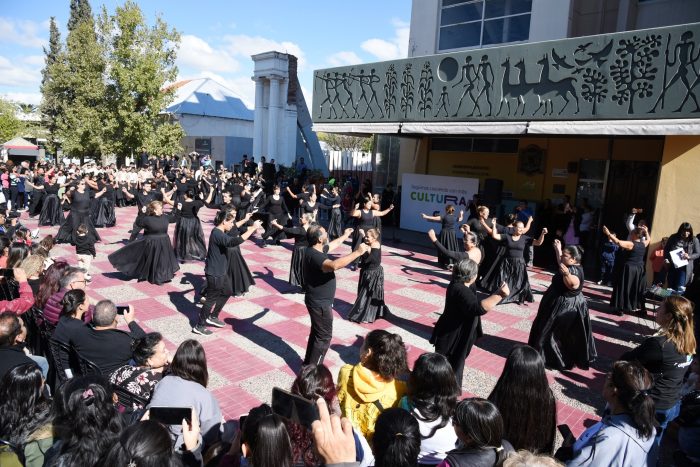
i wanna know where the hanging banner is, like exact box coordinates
[400,173,479,233]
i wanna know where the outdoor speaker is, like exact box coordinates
[482,178,503,206]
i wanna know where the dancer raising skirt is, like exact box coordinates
[270,213,314,290]
[421,205,463,268]
[108,201,179,285]
[173,188,212,261]
[92,174,117,228]
[348,228,390,323]
[55,179,103,245]
[38,175,65,226]
[348,197,393,269]
[224,207,258,297]
[528,240,596,370]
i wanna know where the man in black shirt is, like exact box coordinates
[71,300,146,375]
[303,225,368,365]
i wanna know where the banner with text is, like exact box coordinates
[400,173,479,233]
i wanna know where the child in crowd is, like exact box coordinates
[652,236,669,286]
[598,230,619,286]
[75,223,96,281]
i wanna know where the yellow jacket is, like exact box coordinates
[336,363,407,440]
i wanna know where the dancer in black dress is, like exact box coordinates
[430,258,509,385]
[260,185,291,246]
[108,201,179,285]
[193,209,262,335]
[347,228,390,323]
[428,224,482,269]
[92,174,117,228]
[270,213,313,289]
[349,196,394,252]
[38,174,65,226]
[173,188,213,261]
[224,207,258,296]
[481,219,546,304]
[299,192,320,222]
[25,172,45,218]
[55,179,103,245]
[604,225,650,316]
[122,182,158,242]
[421,205,464,268]
[320,185,343,239]
[528,240,596,370]
[478,214,533,287]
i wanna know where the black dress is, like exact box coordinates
[352,210,375,250]
[324,195,343,239]
[55,190,101,244]
[108,215,179,285]
[225,226,255,296]
[282,226,309,288]
[93,183,116,228]
[528,264,597,370]
[480,234,533,304]
[430,280,485,385]
[348,247,389,323]
[39,183,64,226]
[611,241,647,312]
[261,195,289,242]
[174,200,206,261]
[437,214,459,268]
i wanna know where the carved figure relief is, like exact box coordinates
[400,63,415,118]
[384,65,398,118]
[651,31,700,113]
[610,34,661,113]
[418,62,434,117]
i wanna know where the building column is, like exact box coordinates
[267,76,281,159]
[253,77,265,158]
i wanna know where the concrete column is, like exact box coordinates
[267,76,281,159]
[253,78,265,158]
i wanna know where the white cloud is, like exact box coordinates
[0,55,42,88]
[1,91,42,106]
[360,18,410,61]
[22,55,45,67]
[0,17,49,49]
[177,34,240,74]
[223,34,306,70]
[327,51,363,67]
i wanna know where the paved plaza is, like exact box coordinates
[24,205,657,437]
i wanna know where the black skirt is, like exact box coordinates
[478,238,505,285]
[93,197,116,228]
[528,290,597,370]
[289,246,306,288]
[108,234,179,285]
[226,245,255,296]
[347,266,389,323]
[611,262,646,312]
[174,217,206,261]
[480,257,533,304]
[39,194,64,226]
[55,209,101,244]
[437,229,459,268]
[327,209,343,239]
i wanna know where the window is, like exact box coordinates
[438,0,532,51]
[431,137,519,153]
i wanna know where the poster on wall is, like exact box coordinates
[400,173,479,233]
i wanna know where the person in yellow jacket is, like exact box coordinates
[337,329,409,441]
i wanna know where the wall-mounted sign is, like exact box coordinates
[552,168,569,178]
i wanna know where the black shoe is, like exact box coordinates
[192,325,213,335]
[206,317,225,328]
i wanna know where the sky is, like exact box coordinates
[0,0,412,109]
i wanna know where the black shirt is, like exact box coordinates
[135,191,158,214]
[304,246,335,307]
[0,345,36,380]
[71,321,147,376]
[205,228,243,277]
[75,233,97,256]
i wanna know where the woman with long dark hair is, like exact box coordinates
[148,339,223,449]
[604,225,650,316]
[348,228,390,323]
[51,289,90,378]
[563,361,657,466]
[223,404,293,467]
[621,295,696,444]
[108,200,179,284]
[421,205,463,269]
[38,174,65,226]
[373,408,421,467]
[349,197,394,254]
[665,222,700,293]
[487,345,556,454]
[173,189,208,261]
[399,353,459,465]
[431,258,508,385]
[441,398,513,466]
[55,179,103,244]
[0,363,53,467]
[528,240,596,370]
[34,260,69,312]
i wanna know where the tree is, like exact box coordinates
[0,98,22,142]
[144,116,185,156]
[317,132,372,153]
[67,0,93,31]
[40,16,64,154]
[98,1,181,164]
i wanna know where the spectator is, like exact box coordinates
[102,418,201,466]
[659,355,700,465]
[438,398,513,467]
[651,237,669,287]
[665,222,700,293]
[0,268,35,314]
[0,363,53,467]
[45,375,125,467]
[399,352,459,465]
[42,266,93,325]
[337,329,408,440]
[0,312,36,380]
[7,242,29,268]
[34,260,69,312]
[597,230,619,286]
[373,408,421,467]
[503,451,562,467]
[0,235,9,267]
[561,361,657,466]
[51,289,90,378]
[110,332,170,411]
[71,300,146,375]
[488,345,556,454]
[621,295,696,444]
[148,339,222,450]
[20,254,44,296]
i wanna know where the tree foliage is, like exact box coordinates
[0,98,22,143]
[317,132,373,153]
[40,17,64,153]
[67,0,93,31]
